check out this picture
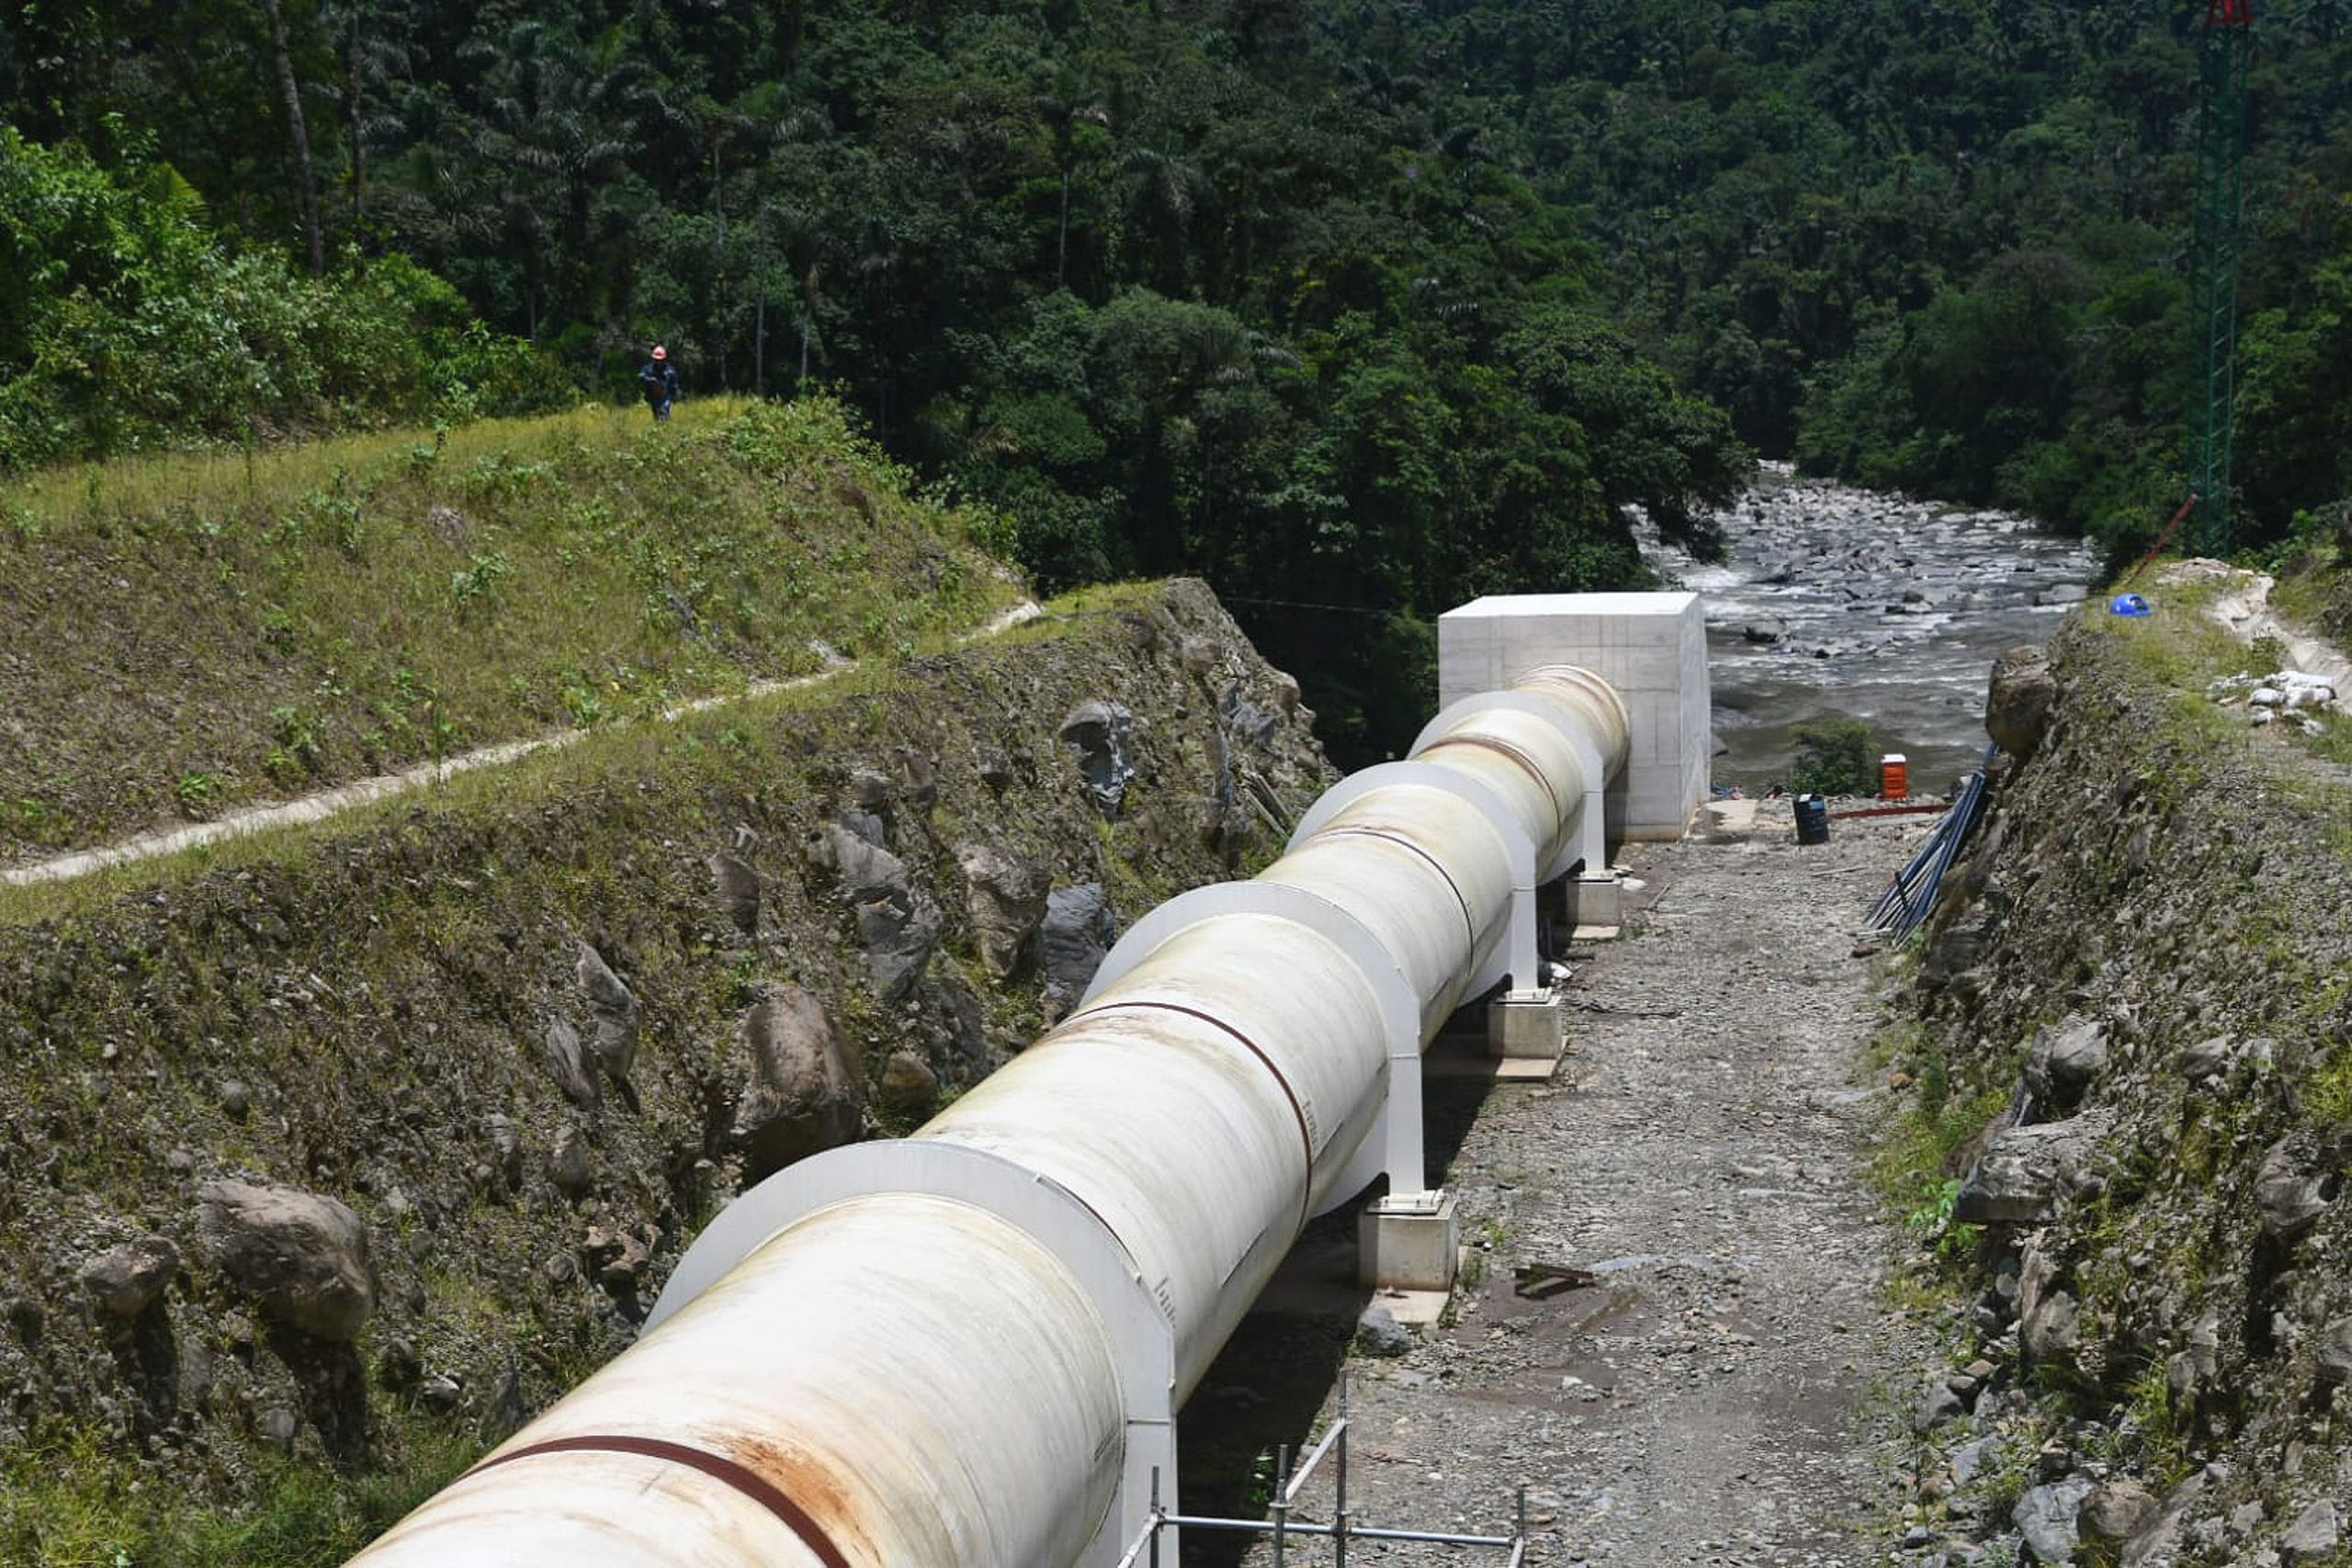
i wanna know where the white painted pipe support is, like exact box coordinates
[1282,761,1534,1003]
[1080,881,1429,1211]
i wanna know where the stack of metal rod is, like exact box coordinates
[1862,744,1997,942]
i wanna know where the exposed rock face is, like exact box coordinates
[877,1051,939,1119]
[2024,1015,2109,1111]
[1217,683,1279,747]
[1904,608,2352,1564]
[0,576,1340,1525]
[1952,1115,2110,1226]
[1038,884,1118,1008]
[734,986,865,1179]
[957,841,1048,977]
[2281,1500,2340,1561]
[574,942,641,1111]
[1985,644,2057,756]
[708,846,763,935]
[826,824,941,1002]
[2013,1475,2095,1564]
[1059,701,1136,814]
[540,1017,600,1111]
[79,1235,180,1318]
[2313,1316,2352,1385]
[196,1181,376,1342]
[2080,1482,2159,1545]
[2254,1141,2334,1241]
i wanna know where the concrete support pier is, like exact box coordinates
[1359,1188,1460,1292]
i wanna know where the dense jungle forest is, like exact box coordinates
[5,0,2351,754]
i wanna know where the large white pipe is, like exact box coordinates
[346,666,1632,1568]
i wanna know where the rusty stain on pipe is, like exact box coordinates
[468,1437,856,1568]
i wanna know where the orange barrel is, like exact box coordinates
[1880,752,1909,800]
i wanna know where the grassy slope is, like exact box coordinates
[0,397,1024,861]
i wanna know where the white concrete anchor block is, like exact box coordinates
[1437,593,1710,840]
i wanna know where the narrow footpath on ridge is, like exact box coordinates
[0,600,1044,891]
[1224,801,1935,1567]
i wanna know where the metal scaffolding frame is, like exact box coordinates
[1110,1378,1532,1568]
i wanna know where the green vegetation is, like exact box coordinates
[0,128,567,468]
[1,1419,478,1568]
[9,1,2352,749]
[0,395,1022,857]
[1788,716,1879,797]
[1868,1016,2006,1282]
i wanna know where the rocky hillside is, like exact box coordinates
[0,575,1332,1564]
[1883,572,2352,1566]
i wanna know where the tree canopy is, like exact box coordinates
[8,0,2352,748]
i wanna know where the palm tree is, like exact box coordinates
[1036,79,1109,290]
[257,0,325,274]
[460,21,650,332]
[1120,147,1216,296]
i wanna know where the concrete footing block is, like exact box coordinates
[1359,1189,1459,1292]
[1568,874,1623,933]
[1487,987,1566,1069]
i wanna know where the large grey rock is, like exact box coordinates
[828,826,941,1002]
[539,1017,600,1111]
[2120,1469,2203,1567]
[1039,885,1118,1001]
[2176,1034,2236,1080]
[1987,645,2059,757]
[2027,1016,2110,1107]
[1955,1115,2109,1225]
[893,748,938,810]
[854,887,939,1003]
[574,942,640,1111]
[484,1113,524,1192]
[1915,1378,1964,1432]
[877,1051,939,1119]
[1355,1304,1413,1358]
[2313,1316,2352,1385]
[1217,683,1279,747]
[957,841,1048,978]
[2281,1500,2340,1560]
[708,847,762,935]
[197,1180,376,1342]
[2013,1474,2096,1563]
[548,1124,594,1196]
[2023,1289,2082,1365]
[734,986,865,1179]
[1059,701,1136,814]
[79,1235,180,1318]
[2255,1141,2333,1240]
[2080,1483,2159,1545]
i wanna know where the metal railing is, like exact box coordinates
[1112,1377,1531,1568]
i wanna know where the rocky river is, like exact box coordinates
[1656,463,2099,795]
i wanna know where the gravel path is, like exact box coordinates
[1221,804,1937,1567]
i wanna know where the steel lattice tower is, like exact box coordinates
[2189,0,2253,556]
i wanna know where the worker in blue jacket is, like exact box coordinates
[639,344,680,420]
